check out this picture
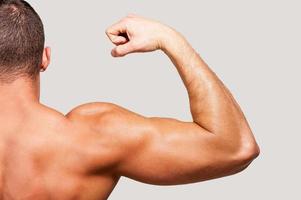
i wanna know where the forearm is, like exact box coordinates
[161,29,255,145]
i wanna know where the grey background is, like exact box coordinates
[30,0,300,199]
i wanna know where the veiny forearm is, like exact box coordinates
[161,29,256,149]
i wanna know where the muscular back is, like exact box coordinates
[0,103,120,200]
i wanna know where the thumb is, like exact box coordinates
[111,42,135,57]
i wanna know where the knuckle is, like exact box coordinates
[123,15,134,23]
[127,13,138,18]
[126,14,134,18]
[121,18,129,24]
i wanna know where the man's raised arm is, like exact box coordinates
[70,15,259,185]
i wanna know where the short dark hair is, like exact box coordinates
[0,0,44,83]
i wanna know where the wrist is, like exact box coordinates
[159,27,193,58]
[159,27,180,51]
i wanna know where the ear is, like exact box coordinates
[40,47,51,72]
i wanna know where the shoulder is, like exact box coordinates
[66,103,156,163]
[66,102,142,130]
[66,102,151,138]
[66,102,120,123]
[67,102,117,118]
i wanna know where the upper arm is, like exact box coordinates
[110,116,239,185]
[67,102,256,185]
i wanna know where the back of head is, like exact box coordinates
[0,0,44,83]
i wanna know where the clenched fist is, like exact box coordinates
[106,15,177,57]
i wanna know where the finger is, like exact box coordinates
[106,20,127,42]
[111,42,135,57]
[110,35,128,45]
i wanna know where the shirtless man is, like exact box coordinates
[0,0,260,199]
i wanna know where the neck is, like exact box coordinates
[0,76,40,110]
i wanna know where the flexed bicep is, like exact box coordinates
[112,117,247,185]
[68,102,257,185]
[91,105,252,185]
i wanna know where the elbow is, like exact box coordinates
[241,142,260,162]
[212,129,260,177]
[234,139,260,170]
[220,139,260,177]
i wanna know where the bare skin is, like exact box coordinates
[0,15,259,200]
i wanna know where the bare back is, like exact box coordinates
[0,104,119,200]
